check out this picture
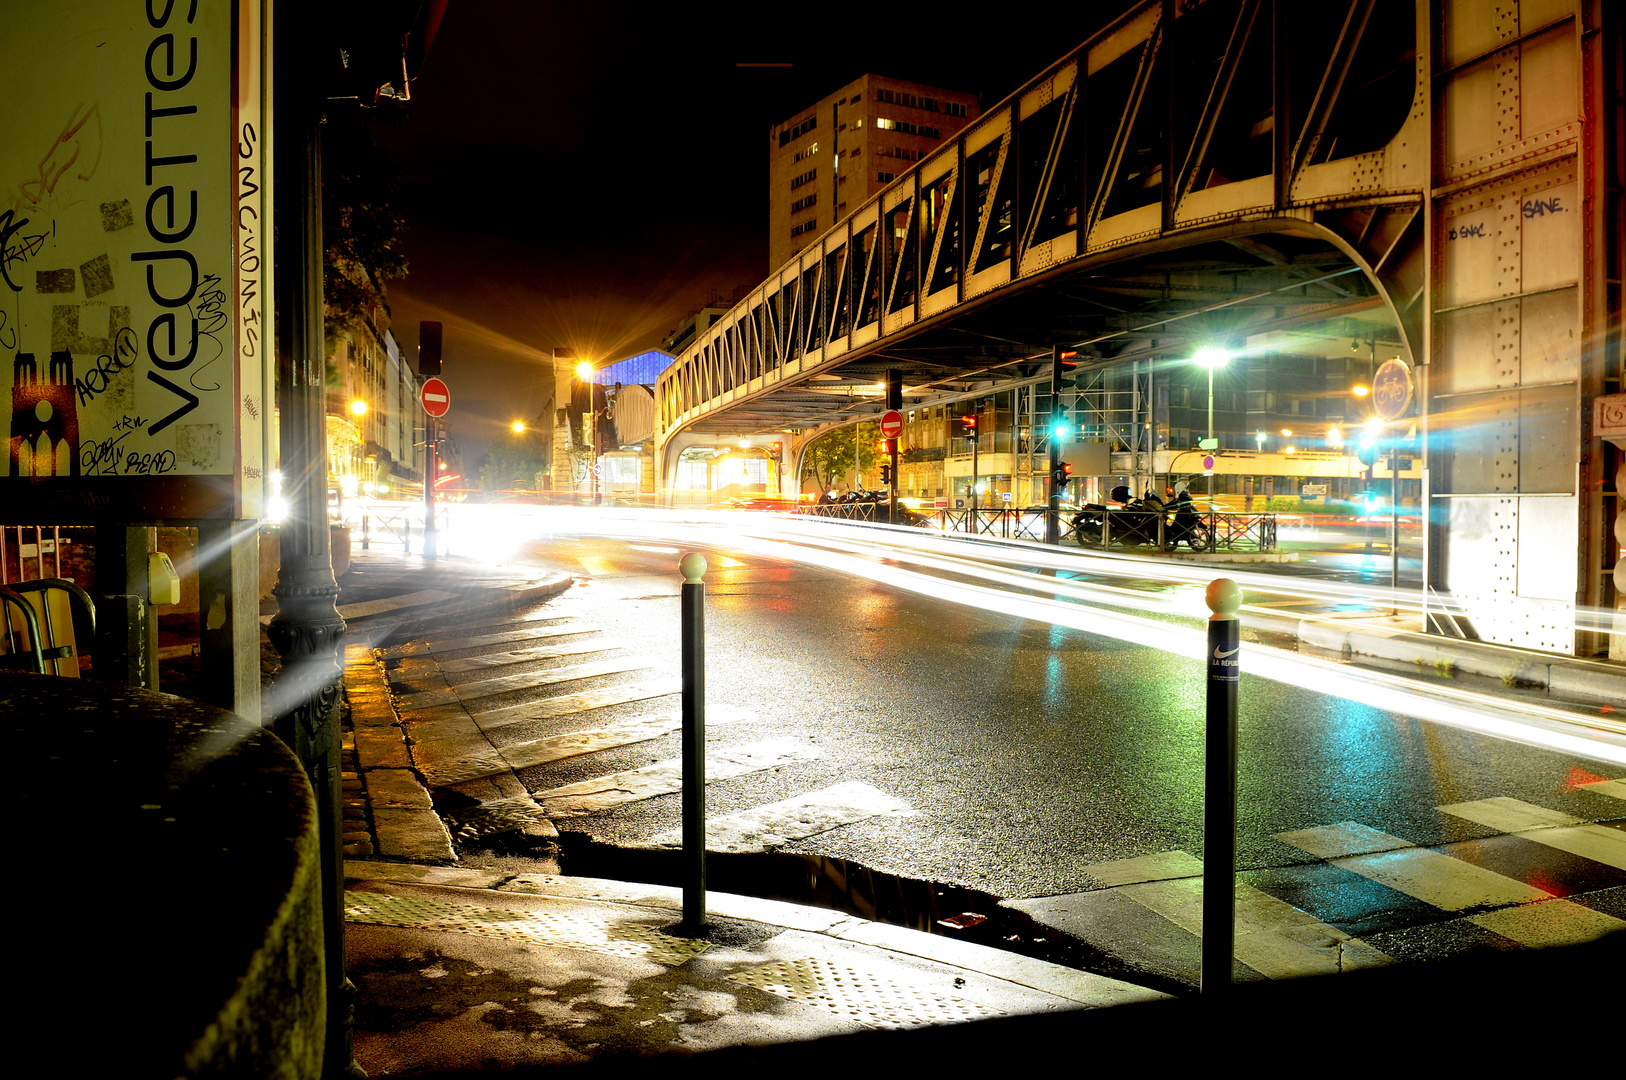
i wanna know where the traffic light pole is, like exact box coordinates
[423,420,438,561]
[887,370,901,525]
[1047,346,1077,545]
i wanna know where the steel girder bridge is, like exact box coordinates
[655,0,1622,658]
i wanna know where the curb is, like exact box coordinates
[342,861,1169,1010]
[1298,615,1626,713]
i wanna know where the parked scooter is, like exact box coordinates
[1072,485,1214,552]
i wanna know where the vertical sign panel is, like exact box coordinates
[0,1,255,521]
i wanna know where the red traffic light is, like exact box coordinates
[961,415,977,430]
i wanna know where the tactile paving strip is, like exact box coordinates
[725,957,1008,1029]
[345,890,709,966]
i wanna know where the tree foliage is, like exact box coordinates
[477,428,550,490]
[321,106,408,345]
[801,422,881,493]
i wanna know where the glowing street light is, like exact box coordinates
[511,420,526,434]
[577,360,600,504]
[349,398,368,418]
[1193,347,1230,442]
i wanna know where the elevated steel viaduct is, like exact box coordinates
[656,0,1622,658]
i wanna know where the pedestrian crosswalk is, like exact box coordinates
[377,600,910,855]
[374,598,1626,989]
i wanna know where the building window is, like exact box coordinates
[878,146,923,162]
[875,118,940,139]
[791,193,817,213]
[945,102,968,118]
[876,88,942,112]
[792,142,819,164]
[877,171,896,183]
[778,114,817,147]
[791,169,817,189]
[791,219,818,238]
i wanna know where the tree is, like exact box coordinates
[802,422,881,494]
[478,427,550,490]
[321,105,408,350]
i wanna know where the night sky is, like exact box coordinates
[372,2,1126,460]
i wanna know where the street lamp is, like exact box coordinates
[349,398,368,418]
[576,360,599,504]
[1194,348,1229,516]
[1194,347,1229,441]
[511,420,526,435]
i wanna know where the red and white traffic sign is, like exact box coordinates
[879,409,904,439]
[420,377,450,418]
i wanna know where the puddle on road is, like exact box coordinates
[548,832,1182,995]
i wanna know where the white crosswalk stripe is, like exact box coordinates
[394,657,651,710]
[435,638,626,674]
[1114,874,1391,978]
[1468,899,1626,947]
[498,707,751,771]
[643,781,909,854]
[533,738,822,818]
[1578,777,1626,800]
[379,620,597,659]
[469,681,681,731]
[1438,797,1626,871]
[1274,823,1552,910]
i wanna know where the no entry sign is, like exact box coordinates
[880,410,904,439]
[420,378,451,418]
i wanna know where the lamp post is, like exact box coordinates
[576,360,599,504]
[1195,348,1229,515]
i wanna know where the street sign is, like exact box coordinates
[420,377,451,418]
[1202,454,1216,471]
[880,410,904,439]
[1372,359,1413,421]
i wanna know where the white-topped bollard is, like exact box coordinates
[1203,577,1242,997]
[679,553,708,932]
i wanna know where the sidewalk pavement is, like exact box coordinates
[327,543,1625,1070]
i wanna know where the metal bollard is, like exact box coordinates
[679,552,708,932]
[404,519,412,555]
[1202,577,1242,996]
[362,512,370,551]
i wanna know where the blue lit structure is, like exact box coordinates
[588,349,675,388]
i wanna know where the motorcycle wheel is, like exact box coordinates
[1188,520,1214,552]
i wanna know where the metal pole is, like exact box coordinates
[1391,433,1400,607]
[423,420,438,561]
[267,11,358,1070]
[679,552,708,932]
[971,417,980,515]
[1202,577,1241,997]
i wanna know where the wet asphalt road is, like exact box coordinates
[513,530,1619,902]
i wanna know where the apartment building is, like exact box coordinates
[769,75,980,272]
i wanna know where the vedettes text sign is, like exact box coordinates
[1,1,268,522]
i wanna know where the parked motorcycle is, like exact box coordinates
[1072,486,1213,552]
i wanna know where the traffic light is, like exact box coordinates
[961,415,977,440]
[1051,461,1073,489]
[880,464,893,484]
[418,320,443,377]
[770,442,782,456]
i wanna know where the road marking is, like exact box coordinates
[394,658,651,710]
[533,739,821,818]
[498,708,751,771]
[379,621,599,659]
[1117,876,1391,978]
[468,680,681,731]
[1469,899,1626,948]
[1578,778,1626,800]
[1327,847,1552,910]
[436,637,625,674]
[1273,821,1414,859]
[1083,850,1205,887]
[1439,797,1626,871]
[643,781,909,853]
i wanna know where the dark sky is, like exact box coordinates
[371,2,1126,460]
